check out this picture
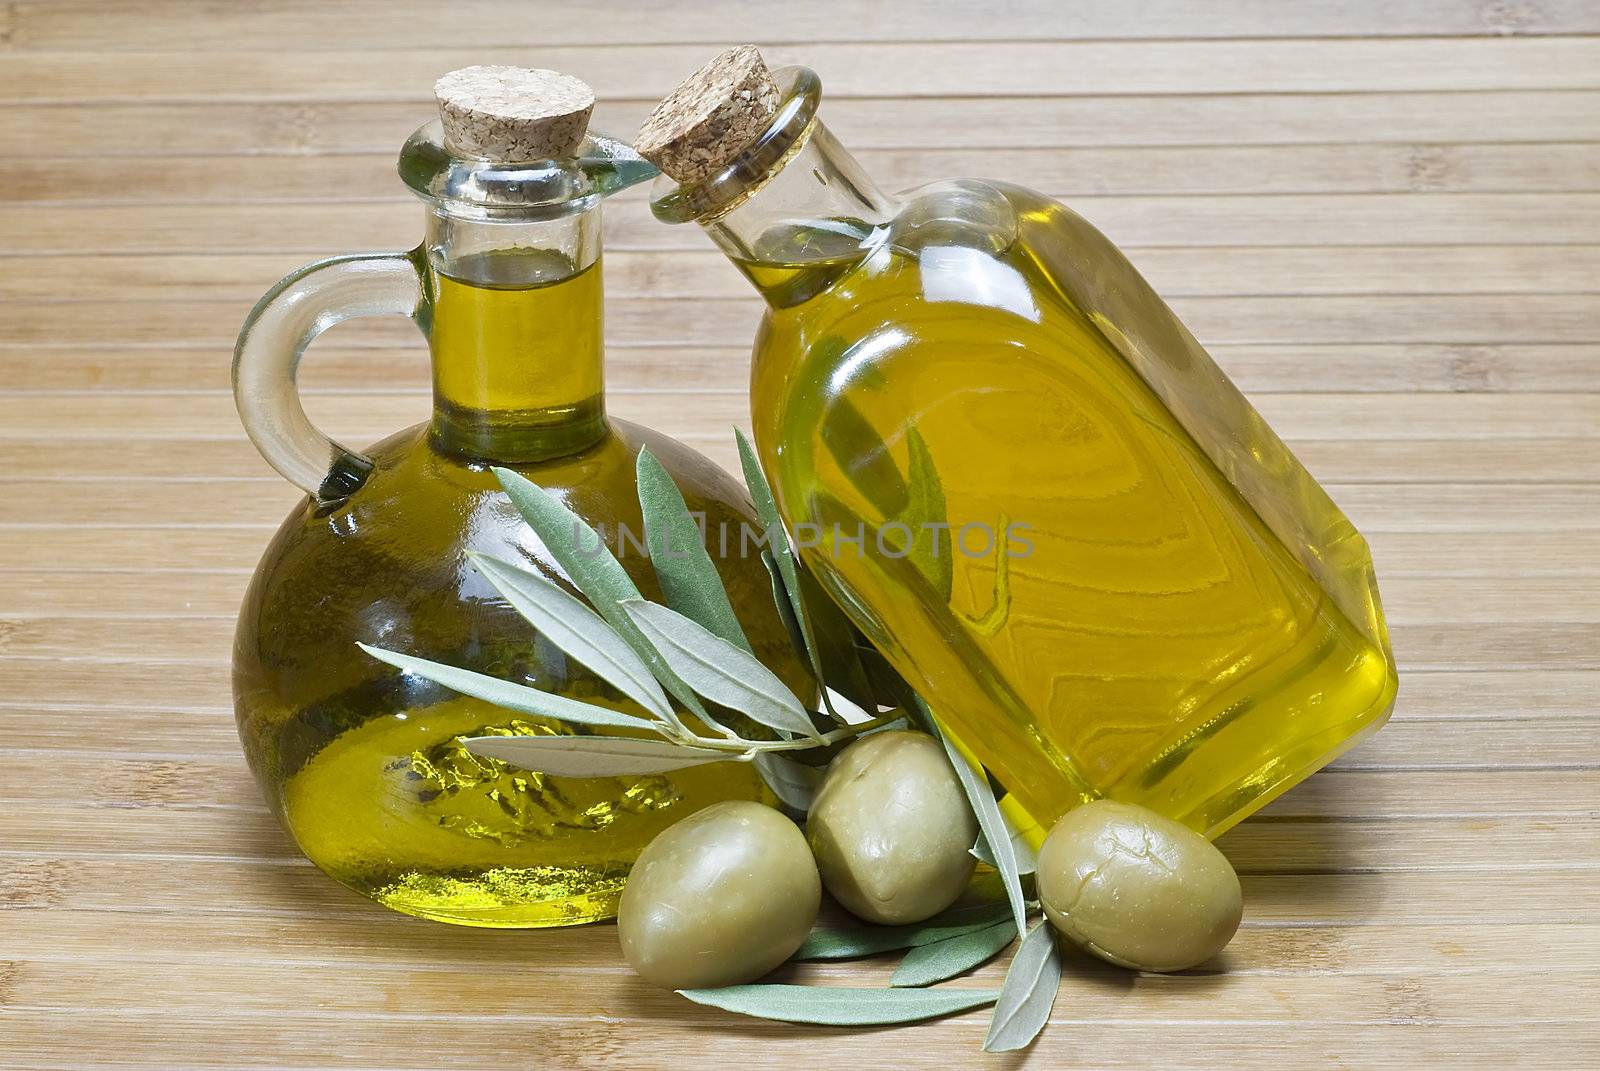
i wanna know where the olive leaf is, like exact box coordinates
[360,444,1017,830]
[900,424,954,601]
[822,687,875,726]
[466,552,672,719]
[738,431,879,718]
[753,751,823,811]
[793,566,877,710]
[676,984,1001,1026]
[822,387,910,519]
[760,550,808,659]
[924,703,1028,938]
[793,900,1012,960]
[736,431,837,715]
[462,734,737,777]
[860,714,912,737]
[856,644,920,710]
[971,815,1039,876]
[620,599,821,741]
[356,644,671,737]
[891,919,1017,988]
[635,447,753,653]
[982,922,1062,1052]
[493,466,641,610]
[492,467,709,726]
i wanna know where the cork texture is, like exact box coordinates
[434,65,595,162]
[635,45,781,183]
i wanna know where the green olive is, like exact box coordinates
[618,800,820,990]
[806,730,979,925]
[1036,799,1242,972]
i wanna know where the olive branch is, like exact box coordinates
[359,428,1060,1050]
[359,431,904,804]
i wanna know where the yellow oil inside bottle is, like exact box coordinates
[238,248,800,926]
[280,695,767,924]
[428,250,606,458]
[740,185,1397,838]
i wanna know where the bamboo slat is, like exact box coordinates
[9,435,1600,485]
[3,567,1596,623]
[5,40,1600,102]
[11,0,1600,50]
[5,293,1597,349]
[9,343,1599,395]
[0,477,1595,534]
[6,194,1600,256]
[8,144,1600,204]
[4,247,1599,305]
[8,93,1600,158]
[4,709,1599,769]
[4,391,1597,442]
[7,527,1586,580]
[2,1012,1595,1070]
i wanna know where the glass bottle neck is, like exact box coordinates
[699,121,895,308]
[423,207,606,463]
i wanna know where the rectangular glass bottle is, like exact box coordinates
[641,54,1398,838]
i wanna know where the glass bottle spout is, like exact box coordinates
[235,115,660,503]
[399,121,660,220]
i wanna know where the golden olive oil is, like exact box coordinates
[740,186,1398,838]
[429,250,605,459]
[278,694,769,925]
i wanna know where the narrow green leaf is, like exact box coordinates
[357,644,669,736]
[492,467,710,724]
[677,984,1000,1026]
[793,901,1011,961]
[901,424,954,600]
[621,599,820,740]
[972,817,1039,876]
[822,687,874,725]
[856,645,918,711]
[859,713,911,736]
[493,467,640,607]
[635,447,753,653]
[733,430,789,564]
[467,552,671,719]
[753,751,822,811]
[463,734,736,778]
[794,566,877,711]
[892,920,1017,988]
[760,551,808,661]
[735,431,830,690]
[983,922,1062,1052]
[927,704,1028,938]
[821,385,910,519]
[736,431,877,722]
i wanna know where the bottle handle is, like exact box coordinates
[233,251,426,502]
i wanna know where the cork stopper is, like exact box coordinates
[635,46,782,184]
[434,65,595,163]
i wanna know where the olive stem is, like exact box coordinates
[669,712,903,753]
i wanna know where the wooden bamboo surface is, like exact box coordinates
[2,2,1597,1067]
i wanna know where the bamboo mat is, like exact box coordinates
[2,2,1598,1067]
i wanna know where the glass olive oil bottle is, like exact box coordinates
[640,49,1398,839]
[232,67,805,926]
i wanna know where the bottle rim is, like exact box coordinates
[398,119,658,222]
[648,65,823,226]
